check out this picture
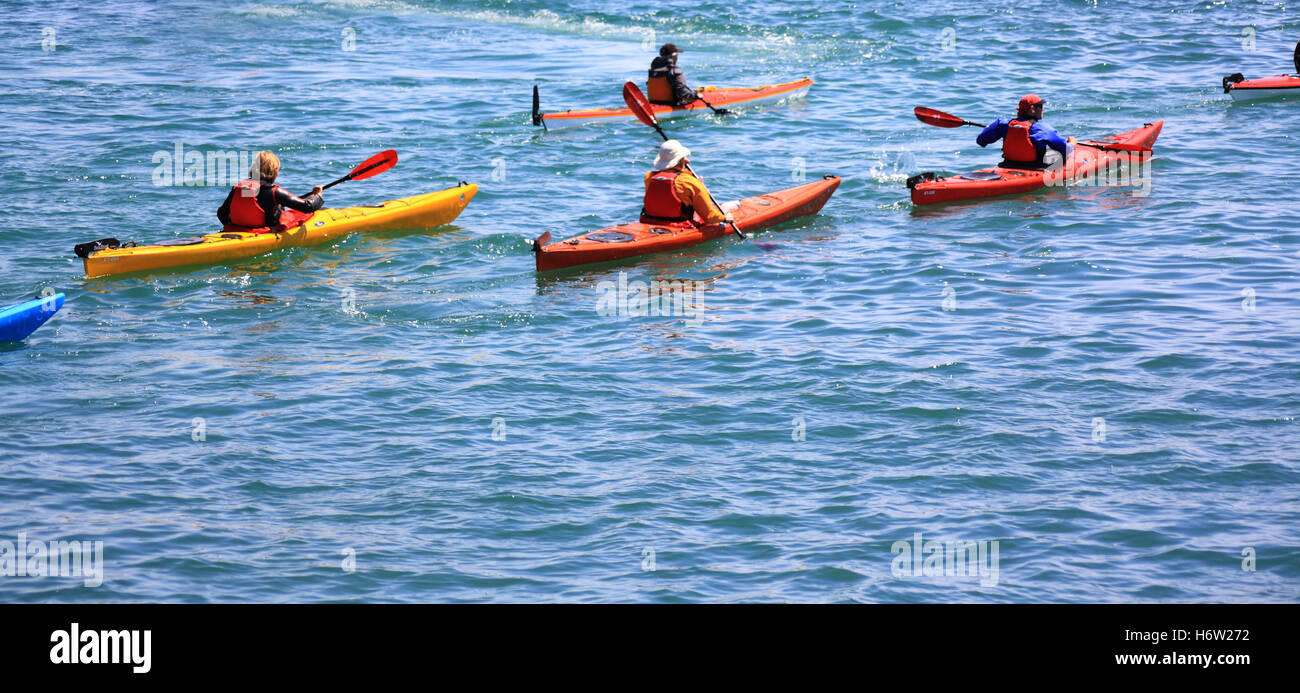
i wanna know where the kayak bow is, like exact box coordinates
[0,293,65,342]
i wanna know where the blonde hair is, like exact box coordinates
[249,151,281,182]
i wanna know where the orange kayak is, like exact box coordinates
[533,176,840,271]
[536,78,813,130]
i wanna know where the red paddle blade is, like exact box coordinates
[914,106,967,128]
[349,149,398,181]
[622,81,659,128]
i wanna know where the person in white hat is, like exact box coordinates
[640,140,732,226]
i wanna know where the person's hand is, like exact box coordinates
[311,185,323,196]
[1067,136,1076,144]
[724,212,735,224]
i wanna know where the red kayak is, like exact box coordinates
[908,121,1163,205]
[533,176,840,271]
[1223,73,1300,101]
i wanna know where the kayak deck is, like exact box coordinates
[540,78,813,130]
[81,183,478,277]
[0,293,65,342]
[534,175,840,271]
[909,121,1163,205]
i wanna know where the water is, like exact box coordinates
[0,0,1297,602]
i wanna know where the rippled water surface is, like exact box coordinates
[0,0,1297,602]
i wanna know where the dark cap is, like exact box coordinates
[659,43,682,57]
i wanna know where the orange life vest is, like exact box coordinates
[1002,119,1040,163]
[226,179,278,229]
[646,77,673,104]
[640,170,695,224]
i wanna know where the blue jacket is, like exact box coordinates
[976,118,1070,159]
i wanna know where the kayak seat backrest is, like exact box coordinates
[905,172,937,190]
[73,237,122,258]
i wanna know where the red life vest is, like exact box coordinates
[640,170,696,224]
[1002,119,1040,163]
[226,179,278,229]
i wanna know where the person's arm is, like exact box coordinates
[678,174,725,225]
[217,188,235,225]
[670,67,695,106]
[273,185,324,213]
[1033,123,1069,157]
[976,119,1007,147]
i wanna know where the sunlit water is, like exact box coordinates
[0,0,1296,602]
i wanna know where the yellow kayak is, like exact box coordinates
[80,182,477,277]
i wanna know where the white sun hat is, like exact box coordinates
[652,139,691,171]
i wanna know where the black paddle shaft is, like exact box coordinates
[320,158,389,191]
[694,91,731,116]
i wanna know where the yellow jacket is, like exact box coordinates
[643,168,725,224]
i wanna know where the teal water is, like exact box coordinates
[1,0,1297,602]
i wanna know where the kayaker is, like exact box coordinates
[640,140,733,226]
[976,95,1074,169]
[217,151,324,231]
[647,43,697,107]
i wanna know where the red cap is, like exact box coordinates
[1018,94,1044,112]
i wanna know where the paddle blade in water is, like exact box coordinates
[622,81,659,128]
[350,149,398,181]
[914,106,967,128]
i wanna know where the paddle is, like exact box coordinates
[913,107,1151,154]
[622,81,745,239]
[914,106,986,129]
[693,89,733,116]
[320,149,398,191]
[532,85,543,126]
